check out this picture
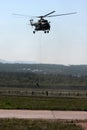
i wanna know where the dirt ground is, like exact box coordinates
[77,123,87,130]
[0,110,87,129]
[0,110,87,120]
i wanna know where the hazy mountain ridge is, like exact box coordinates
[0,62,87,76]
[0,59,36,64]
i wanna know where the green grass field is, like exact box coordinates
[0,119,83,130]
[0,95,87,110]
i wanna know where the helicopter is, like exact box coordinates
[13,11,77,34]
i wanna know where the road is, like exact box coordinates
[0,110,87,120]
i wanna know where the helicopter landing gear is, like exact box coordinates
[44,30,49,33]
[44,31,46,33]
[33,30,49,34]
[33,31,35,34]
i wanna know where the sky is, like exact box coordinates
[0,0,87,65]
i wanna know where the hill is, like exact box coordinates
[0,63,87,89]
[0,63,87,76]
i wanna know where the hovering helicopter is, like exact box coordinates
[13,11,76,34]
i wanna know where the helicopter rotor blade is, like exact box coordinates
[37,11,56,18]
[47,12,77,17]
[43,11,56,17]
[13,11,77,19]
[12,13,36,18]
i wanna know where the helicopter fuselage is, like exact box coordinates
[30,19,50,33]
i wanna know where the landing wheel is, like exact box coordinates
[33,31,35,34]
[47,30,49,33]
[44,31,46,33]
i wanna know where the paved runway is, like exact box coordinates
[0,110,87,120]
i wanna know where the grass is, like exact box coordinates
[0,95,87,110]
[0,119,83,130]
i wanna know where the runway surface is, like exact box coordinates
[0,110,87,120]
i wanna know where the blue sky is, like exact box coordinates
[0,0,87,64]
